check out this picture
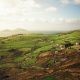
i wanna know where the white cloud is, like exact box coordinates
[57,18,80,24]
[0,0,41,15]
[45,6,57,12]
[21,0,41,8]
[30,18,80,30]
[0,1,16,15]
[65,19,75,23]
[74,0,80,4]
[60,0,80,5]
[0,0,42,30]
[30,18,80,31]
[0,0,80,31]
[60,0,70,4]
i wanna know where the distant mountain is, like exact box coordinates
[0,28,30,37]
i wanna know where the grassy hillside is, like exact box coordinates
[0,30,80,67]
[0,30,80,80]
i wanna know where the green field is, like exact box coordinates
[0,30,80,68]
[0,30,80,80]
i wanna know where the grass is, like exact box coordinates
[42,76,56,80]
[0,30,80,68]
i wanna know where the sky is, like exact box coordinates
[0,0,80,31]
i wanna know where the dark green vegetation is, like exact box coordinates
[42,76,56,80]
[0,30,80,80]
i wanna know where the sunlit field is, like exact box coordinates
[0,30,80,80]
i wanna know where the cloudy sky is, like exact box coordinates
[0,0,80,31]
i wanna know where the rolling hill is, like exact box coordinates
[0,28,30,37]
[0,30,80,80]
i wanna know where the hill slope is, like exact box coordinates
[0,29,30,37]
[0,30,80,80]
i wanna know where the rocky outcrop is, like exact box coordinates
[0,48,80,80]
